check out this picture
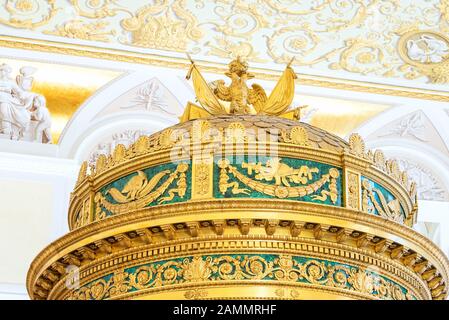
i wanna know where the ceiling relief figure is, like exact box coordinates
[397,159,448,201]
[377,111,428,142]
[368,110,449,156]
[406,34,449,64]
[121,80,174,115]
[0,63,52,143]
[398,31,449,83]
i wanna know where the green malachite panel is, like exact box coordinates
[361,177,405,218]
[213,155,342,207]
[70,254,415,300]
[98,161,192,218]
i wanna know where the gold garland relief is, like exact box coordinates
[218,158,339,202]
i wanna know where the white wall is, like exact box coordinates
[0,152,78,299]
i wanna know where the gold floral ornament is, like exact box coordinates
[281,126,310,146]
[0,0,58,29]
[181,55,301,122]
[348,133,366,158]
[180,256,213,282]
[398,31,449,83]
[120,1,203,51]
[218,157,339,203]
[184,289,208,300]
[44,20,115,42]
[94,163,189,217]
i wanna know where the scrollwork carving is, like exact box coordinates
[66,254,416,300]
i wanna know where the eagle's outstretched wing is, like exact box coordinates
[260,66,297,115]
[211,80,232,102]
[248,83,267,113]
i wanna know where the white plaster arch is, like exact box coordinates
[58,67,195,159]
[352,103,449,151]
[70,111,177,162]
[348,104,422,139]
[365,138,449,200]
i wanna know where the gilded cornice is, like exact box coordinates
[28,199,449,300]
[59,234,427,293]
[1,36,449,103]
[43,229,429,300]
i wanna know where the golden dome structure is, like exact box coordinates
[27,58,449,300]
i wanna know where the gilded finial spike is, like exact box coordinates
[186,53,195,80]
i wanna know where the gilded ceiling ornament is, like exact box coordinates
[206,37,266,62]
[120,0,203,51]
[211,1,269,40]
[44,19,115,42]
[1,0,449,84]
[398,31,449,83]
[330,39,394,76]
[69,0,131,19]
[0,0,58,29]
[266,24,342,66]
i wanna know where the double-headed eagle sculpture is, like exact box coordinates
[180,55,302,122]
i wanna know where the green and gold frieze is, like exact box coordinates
[66,253,415,300]
[361,177,406,224]
[94,162,191,219]
[82,155,343,226]
[214,155,342,207]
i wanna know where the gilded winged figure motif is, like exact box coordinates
[106,170,170,203]
[181,55,299,122]
[242,158,319,187]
